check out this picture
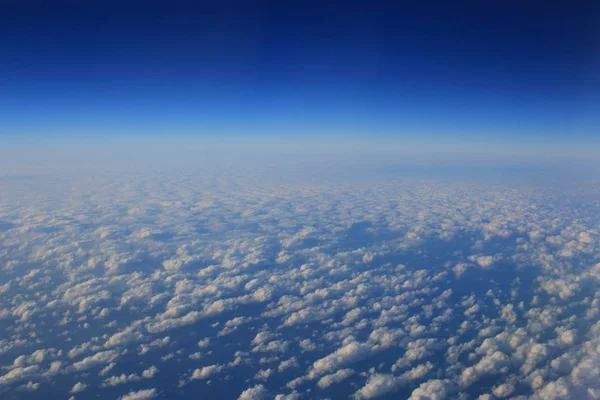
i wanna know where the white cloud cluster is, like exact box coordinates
[0,167,599,399]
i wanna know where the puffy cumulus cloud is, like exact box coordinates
[452,263,471,278]
[492,381,515,398]
[12,348,58,368]
[1,166,600,399]
[15,381,40,392]
[308,341,374,379]
[354,374,399,399]
[459,351,509,387]
[142,366,159,379]
[70,382,87,393]
[392,339,442,371]
[570,355,600,387]
[238,384,268,400]
[138,336,171,355]
[470,255,496,269]
[398,362,435,383]
[0,366,40,386]
[99,362,117,376]
[317,368,355,389]
[532,378,571,400]
[104,325,146,348]
[354,361,437,398]
[119,388,158,400]
[299,339,317,352]
[102,366,159,387]
[408,379,450,400]
[274,391,301,400]
[191,364,225,380]
[278,357,299,373]
[69,350,120,372]
[254,368,273,381]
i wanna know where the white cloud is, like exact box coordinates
[354,374,399,399]
[492,381,515,398]
[1,166,599,400]
[317,368,355,389]
[191,364,224,380]
[308,341,373,379]
[70,382,87,393]
[70,350,120,372]
[408,379,449,400]
[119,388,158,400]
[238,384,268,400]
[459,351,509,387]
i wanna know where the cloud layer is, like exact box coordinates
[0,167,599,399]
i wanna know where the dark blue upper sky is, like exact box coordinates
[1,0,598,145]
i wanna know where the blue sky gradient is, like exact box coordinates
[0,1,598,152]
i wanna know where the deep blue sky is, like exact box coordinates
[1,0,598,146]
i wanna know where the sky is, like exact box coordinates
[1,0,599,153]
[3,3,600,400]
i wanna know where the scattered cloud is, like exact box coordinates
[0,169,598,399]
